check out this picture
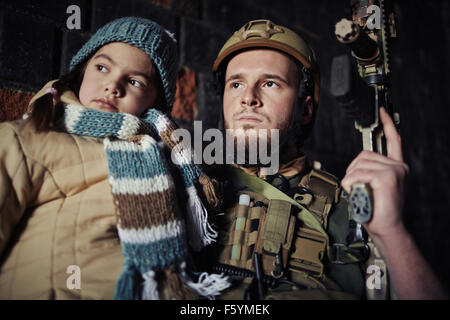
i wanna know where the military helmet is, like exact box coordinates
[213,19,320,105]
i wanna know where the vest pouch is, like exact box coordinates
[218,192,269,270]
[288,227,327,277]
[254,199,296,278]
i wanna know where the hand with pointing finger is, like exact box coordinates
[341,107,409,239]
[341,108,449,299]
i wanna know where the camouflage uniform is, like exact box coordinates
[203,157,367,300]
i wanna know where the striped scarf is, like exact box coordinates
[62,104,228,299]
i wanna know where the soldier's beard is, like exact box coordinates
[224,107,302,173]
[224,126,289,176]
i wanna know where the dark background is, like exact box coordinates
[1,0,449,293]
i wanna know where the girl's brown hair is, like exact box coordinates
[28,63,86,132]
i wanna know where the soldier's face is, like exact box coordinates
[223,49,299,142]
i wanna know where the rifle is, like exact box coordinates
[333,0,399,224]
[331,0,398,299]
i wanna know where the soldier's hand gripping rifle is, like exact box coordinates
[332,0,399,225]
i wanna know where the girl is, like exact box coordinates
[0,17,227,300]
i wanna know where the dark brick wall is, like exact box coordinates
[1,0,449,291]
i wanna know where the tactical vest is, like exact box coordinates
[211,166,368,299]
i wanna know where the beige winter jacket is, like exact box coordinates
[0,83,125,299]
[0,118,124,299]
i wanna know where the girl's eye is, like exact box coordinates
[129,79,143,88]
[96,64,107,72]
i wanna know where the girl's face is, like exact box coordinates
[79,42,160,116]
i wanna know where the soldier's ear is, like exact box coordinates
[300,95,314,125]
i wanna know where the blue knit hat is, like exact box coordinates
[70,17,178,111]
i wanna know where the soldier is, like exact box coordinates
[204,19,448,299]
